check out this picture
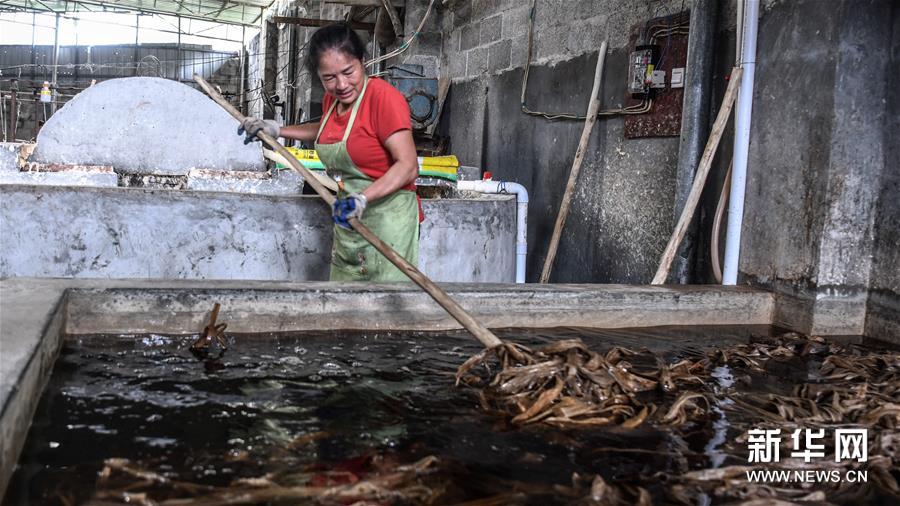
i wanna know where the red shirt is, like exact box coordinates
[318,78,414,191]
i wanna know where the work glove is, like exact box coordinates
[238,117,280,144]
[332,193,367,229]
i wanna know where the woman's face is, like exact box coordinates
[317,49,366,106]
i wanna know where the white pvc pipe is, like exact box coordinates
[457,180,529,283]
[723,0,758,285]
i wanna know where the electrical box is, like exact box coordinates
[624,10,690,138]
[627,45,659,98]
[671,67,685,88]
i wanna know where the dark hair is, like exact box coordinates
[305,22,366,74]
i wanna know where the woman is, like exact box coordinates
[240,22,421,282]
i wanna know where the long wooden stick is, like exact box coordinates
[194,74,504,349]
[539,41,608,283]
[651,67,743,285]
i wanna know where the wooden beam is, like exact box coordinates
[271,16,375,31]
[324,0,404,6]
[379,0,402,38]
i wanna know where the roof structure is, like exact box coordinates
[0,0,269,26]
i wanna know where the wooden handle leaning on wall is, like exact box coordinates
[193,74,504,350]
[651,67,743,285]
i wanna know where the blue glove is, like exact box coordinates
[332,193,367,229]
[237,117,279,145]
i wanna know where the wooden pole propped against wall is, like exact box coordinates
[539,41,608,284]
[651,67,743,285]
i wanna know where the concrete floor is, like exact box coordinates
[0,276,779,496]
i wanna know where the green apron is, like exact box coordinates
[315,78,419,282]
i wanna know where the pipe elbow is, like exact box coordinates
[502,182,529,204]
[458,180,529,204]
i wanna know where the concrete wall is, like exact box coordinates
[0,185,517,283]
[15,1,886,335]
[440,0,688,283]
[865,1,899,340]
[740,0,898,337]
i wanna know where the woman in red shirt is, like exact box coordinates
[240,23,419,282]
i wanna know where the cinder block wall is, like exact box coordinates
[441,0,692,284]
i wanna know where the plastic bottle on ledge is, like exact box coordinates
[39,81,52,103]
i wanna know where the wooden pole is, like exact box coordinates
[539,41,608,284]
[9,88,17,142]
[271,17,377,31]
[651,67,743,285]
[194,74,504,350]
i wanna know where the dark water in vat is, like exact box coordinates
[2,325,829,504]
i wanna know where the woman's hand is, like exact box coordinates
[332,193,367,229]
[238,118,280,144]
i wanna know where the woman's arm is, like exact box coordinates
[279,122,321,143]
[359,129,418,203]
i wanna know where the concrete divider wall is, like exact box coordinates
[65,283,776,336]
[0,184,517,283]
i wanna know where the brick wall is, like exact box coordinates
[441,0,702,82]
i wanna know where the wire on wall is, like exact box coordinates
[365,0,436,68]
[518,0,694,120]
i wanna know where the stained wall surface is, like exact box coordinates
[0,185,517,283]
[741,0,898,336]
[441,0,689,283]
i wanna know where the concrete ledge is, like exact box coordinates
[754,276,889,340]
[866,290,900,345]
[0,163,118,188]
[0,276,775,497]
[810,287,870,336]
[19,162,115,174]
[0,280,67,498]
[65,282,775,335]
[185,168,304,196]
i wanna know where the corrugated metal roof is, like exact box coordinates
[1,0,269,26]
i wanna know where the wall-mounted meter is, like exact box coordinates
[627,45,660,98]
